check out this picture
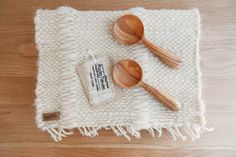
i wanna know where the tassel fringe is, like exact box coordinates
[45,124,213,142]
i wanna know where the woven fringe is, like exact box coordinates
[45,124,213,142]
[46,128,73,142]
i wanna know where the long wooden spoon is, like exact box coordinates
[112,59,181,111]
[114,14,182,69]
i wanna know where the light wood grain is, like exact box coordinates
[113,59,181,111]
[114,14,182,68]
[0,0,236,156]
[1,148,236,157]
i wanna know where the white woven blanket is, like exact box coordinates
[34,7,211,142]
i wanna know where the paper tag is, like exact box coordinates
[77,55,121,106]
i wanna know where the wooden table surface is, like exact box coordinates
[0,0,236,156]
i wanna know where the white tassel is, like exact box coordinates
[46,128,60,142]
[45,123,213,142]
[126,126,141,139]
[155,128,162,138]
[174,125,187,140]
[148,128,155,138]
[59,128,73,135]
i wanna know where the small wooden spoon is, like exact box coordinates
[112,59,181,111]
[114,14,182,69]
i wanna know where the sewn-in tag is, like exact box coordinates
[42,112,60,121]
[77,55,121,106]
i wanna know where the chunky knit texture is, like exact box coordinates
[34,7,211,142]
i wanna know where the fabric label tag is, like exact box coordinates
[42,112,60,121]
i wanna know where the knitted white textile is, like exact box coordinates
[34,7,211,142]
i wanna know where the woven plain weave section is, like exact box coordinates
[34,7,208,141]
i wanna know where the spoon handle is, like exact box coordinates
[141,37,182,69]
[139,81,181,111]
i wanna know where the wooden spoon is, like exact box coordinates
[114,14,182,69]
[112,59,181,111]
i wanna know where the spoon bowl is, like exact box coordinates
[113,59,143,88]
[114,14,144,45]
[112,59,181,111]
